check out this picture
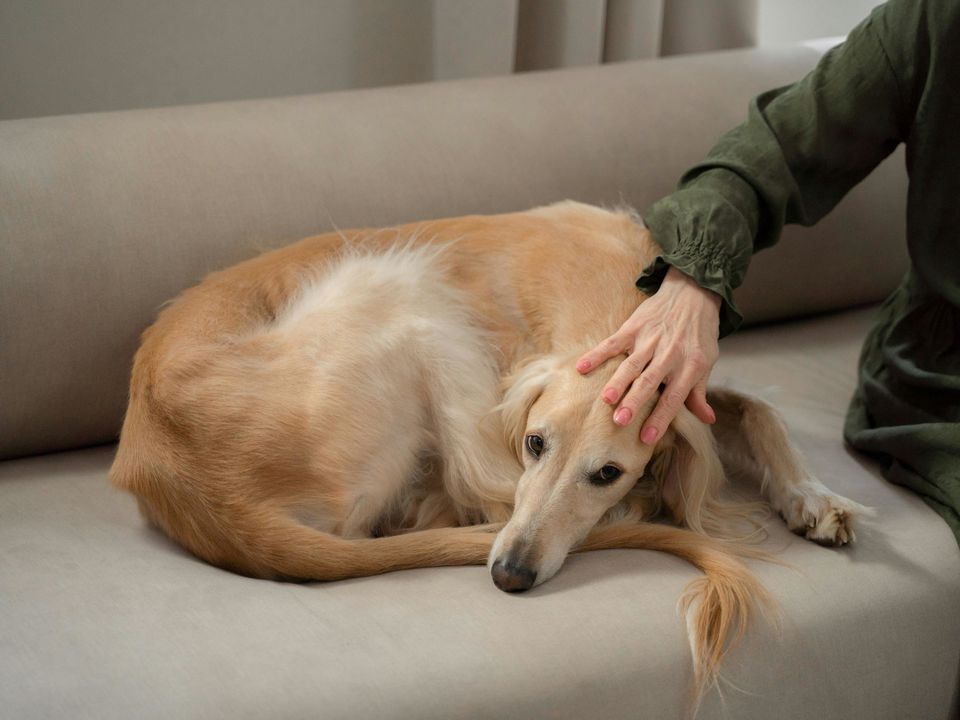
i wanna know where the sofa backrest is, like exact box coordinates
[0,46,908,460]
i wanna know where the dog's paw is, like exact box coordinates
[777,482,869,547]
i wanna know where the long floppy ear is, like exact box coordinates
[496,355,559,461]
[648,407,727,537]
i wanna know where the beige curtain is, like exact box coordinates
[440,0,761,76]
[510,0,759,73]
[462,0,867,75]
[0,0,873,121]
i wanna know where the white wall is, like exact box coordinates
[660,0,881,56]
[0,0,520,120]
[0,1,404,118]
[757,0,882,46]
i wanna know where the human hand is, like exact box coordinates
[575,266,722,444]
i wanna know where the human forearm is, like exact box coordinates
[641,2,907,337]
[640,167,758,338]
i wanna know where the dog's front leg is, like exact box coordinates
[708,388,871,546]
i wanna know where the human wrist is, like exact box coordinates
[662,266,722,312]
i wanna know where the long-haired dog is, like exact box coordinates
[111,201,865,707]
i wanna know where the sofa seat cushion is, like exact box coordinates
[2,305,958,720]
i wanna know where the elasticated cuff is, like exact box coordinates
[635,254,743,338]
[638,168,762,338]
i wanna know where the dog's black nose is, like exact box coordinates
[491,559,537,593]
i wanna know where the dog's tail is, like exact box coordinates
[249,514,768,703]
[255,517,772,713]
[163,505,767,713]
[578,522,776,715]
[243,515,500,581]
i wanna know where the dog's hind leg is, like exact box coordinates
[707,388,869,546]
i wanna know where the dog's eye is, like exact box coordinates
[590,464,623,486]
[524,434,544,458]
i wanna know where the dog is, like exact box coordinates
[110,200,865,704]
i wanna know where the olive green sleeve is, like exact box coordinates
[639,0,917,337]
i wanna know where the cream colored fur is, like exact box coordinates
[111,201,865,712]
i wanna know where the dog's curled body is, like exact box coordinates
[112,202,654,575]
[112,201,864,706]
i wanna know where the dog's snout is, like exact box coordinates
[491,558,537,593]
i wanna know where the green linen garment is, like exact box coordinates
[639,0,960,542]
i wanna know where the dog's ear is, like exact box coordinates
[496,355,558,461]
[648,407,726,536]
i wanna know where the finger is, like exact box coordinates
[603,343,658,406]
[638,368,701,443]
[610,357,669,425]
[576,333,630,374]
[685,377,716,424]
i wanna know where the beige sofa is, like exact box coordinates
[2,46,958,719]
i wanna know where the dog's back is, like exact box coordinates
[111,230,523,575]
[111,202,658,573]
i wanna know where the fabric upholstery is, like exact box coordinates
[2,306,957,720]
[0,46,907,460]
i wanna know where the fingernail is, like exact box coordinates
[641,427,659,444]
[707,408,717,424]
[614,408,632,425]
[576,359,591,373]
[602,388,618,404]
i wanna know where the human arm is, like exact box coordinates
[578,0,918,442]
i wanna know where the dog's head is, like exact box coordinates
[489,353,724,592]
